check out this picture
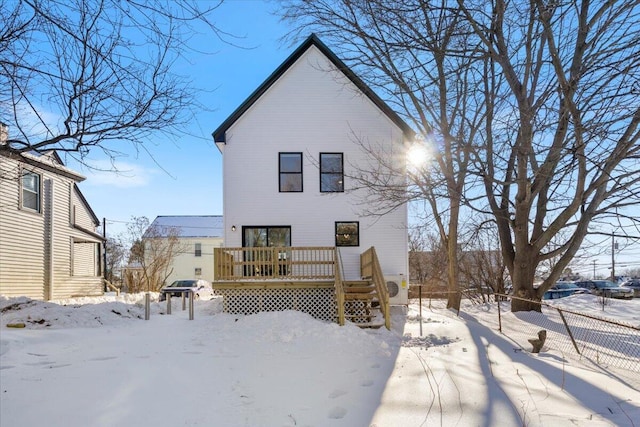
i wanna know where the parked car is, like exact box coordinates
[159,279,214,301]
[542,281,590,300]
[573,280,634,299]
[620,278,640,297]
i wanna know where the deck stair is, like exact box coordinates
[342,280,384,329]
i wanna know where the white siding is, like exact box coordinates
[222,46,408,280]
[0,157,47,299]
[0,155,103,300]
[71,185,96,229]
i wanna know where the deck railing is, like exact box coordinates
[361,246,391,330]
[214,246,336,281]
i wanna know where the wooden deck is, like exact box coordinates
[212,246,390,329]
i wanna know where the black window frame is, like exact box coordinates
[320,152,344,193]
[21,169,42,213]
[279,152,303,192]
[335,221,359,247]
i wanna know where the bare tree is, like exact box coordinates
[104,235,126,286]
[460,1,640,310]
[280,0,640,311]
[0,0,228,165]
[459,220,508,303]
[126,216,185,293]
[408,226,448,296]
[280,1,481,309]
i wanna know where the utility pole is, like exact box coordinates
[103,218,108,288]
[593,260,596,279]
[611,235,617,282]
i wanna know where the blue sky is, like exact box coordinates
[71,1,292,236]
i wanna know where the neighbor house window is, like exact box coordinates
[195,268,202,276]
[320,153,343,192]
[279,152,303,192]
[195,243,202,257]
[21,170,41,212]
[335,221,359,246]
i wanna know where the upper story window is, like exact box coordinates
[335,221,359,247]
[279,152,303,192]
[21,170,41,212]
[320,153,344,192]
[195,243,202,257]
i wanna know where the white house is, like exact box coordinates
[0,132,104,300]
[145,215,223,286]
[212,34,413,317]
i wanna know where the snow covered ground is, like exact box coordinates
[1,293,639,426]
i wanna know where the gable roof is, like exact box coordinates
[73,183,100,226]
[212,34,415,145]
[145,215,224,238]
[1,149,86,182]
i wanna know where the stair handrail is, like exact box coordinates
[365,246,391,330]
[334,247,345,326]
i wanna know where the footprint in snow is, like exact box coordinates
[328,389,347,399]
[88,356,117,362]
[328,406,347,419]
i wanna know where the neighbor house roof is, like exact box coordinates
[1,149,86,182]
[145,215,223,238]
[212,34,415,145]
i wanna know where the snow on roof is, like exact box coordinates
[147,215,223,238]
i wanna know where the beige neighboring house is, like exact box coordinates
[0,128,105,300]
[146,215,223,286]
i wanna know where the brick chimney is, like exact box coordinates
[0,122,7,145]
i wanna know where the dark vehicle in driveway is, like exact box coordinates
[620,279,640,297]
[573,280,634,299]
[159,279,214,301]
[542,282,590,300]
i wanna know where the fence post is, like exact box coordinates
[497,295,502,333]
[556,308,581,355]
[419,284,423,337]
[166,293,171,315]
[182,291,186,310]
[189,290,194,320]
[144,292,150,320]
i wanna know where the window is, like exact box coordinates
[195,268,202,276]
[320,153,343,192]
[195,243,202,257]
[243,226,291,248]
[21,170,41,212]
[335,222,359,247]
[279,152,303,192]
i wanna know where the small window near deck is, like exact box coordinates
[279,152,303,192]
[195,268,202,276]
[335,221,359,247]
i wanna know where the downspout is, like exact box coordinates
[44,178,54,300]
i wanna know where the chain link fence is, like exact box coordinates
[494,294,640,373]
[410,286,640,373]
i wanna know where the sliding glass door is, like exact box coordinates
[242,226,291,276]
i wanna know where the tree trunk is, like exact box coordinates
[446,202,461,310]
[510,248,541,312]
